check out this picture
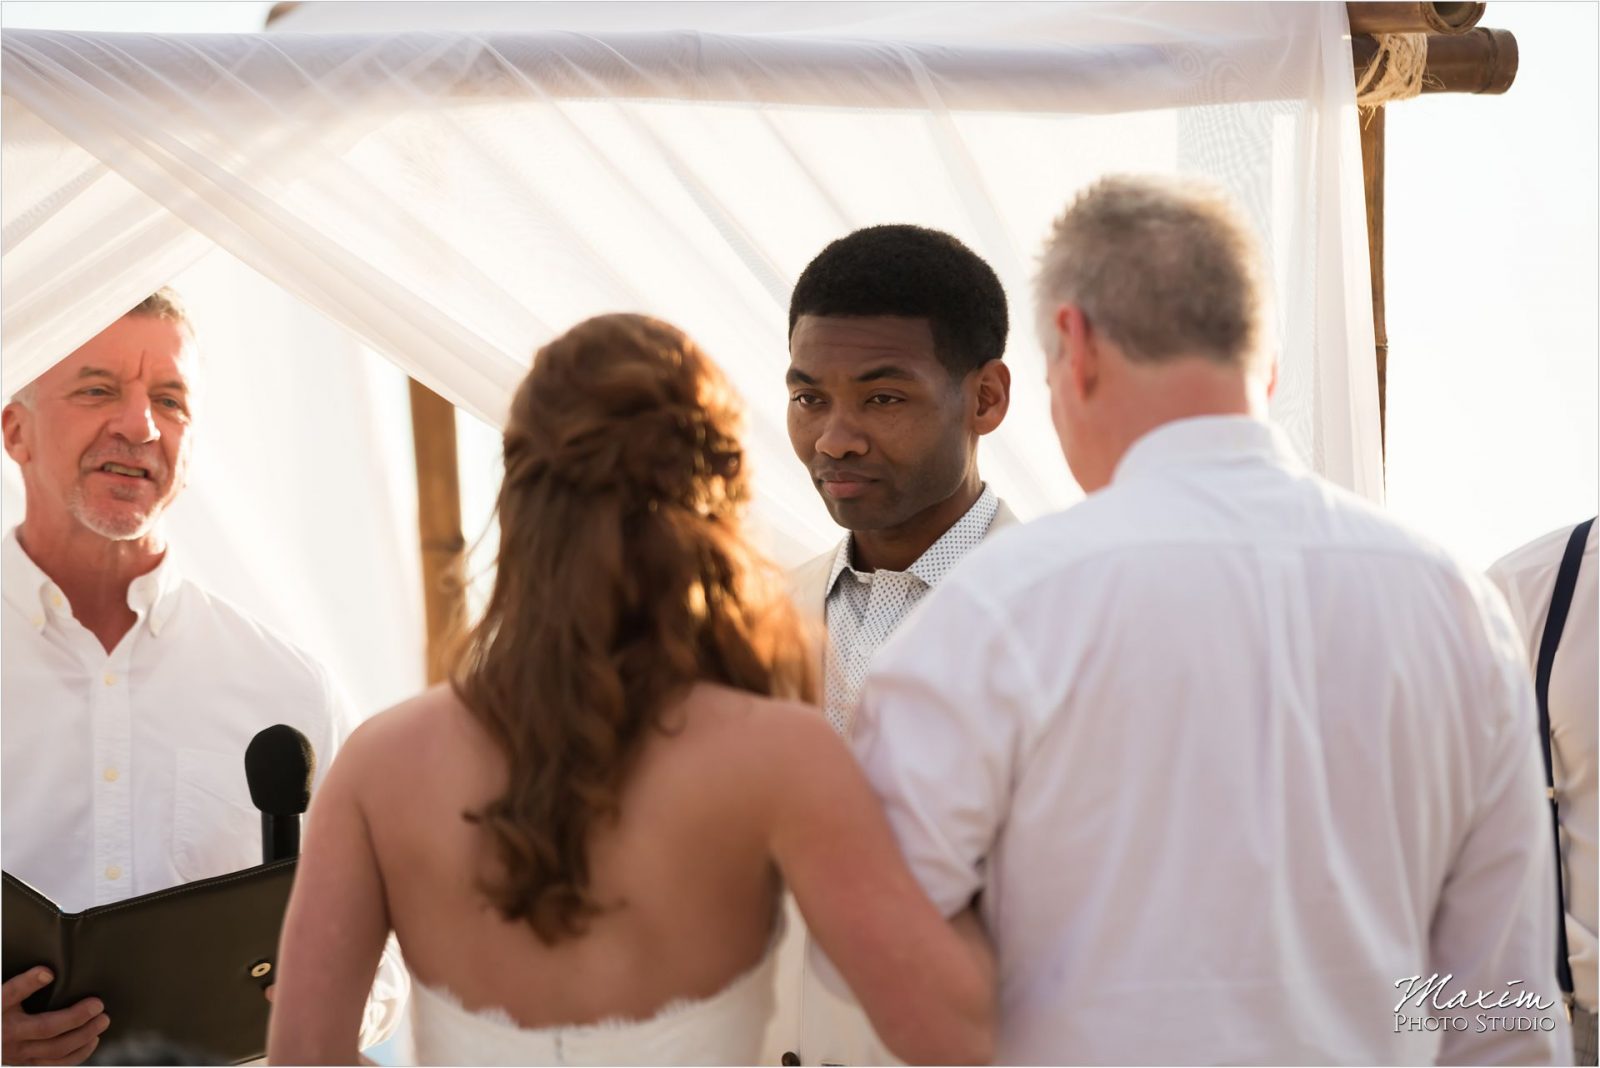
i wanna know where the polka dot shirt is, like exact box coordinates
[822,485,1000,736]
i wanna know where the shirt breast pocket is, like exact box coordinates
[172,748,262,882]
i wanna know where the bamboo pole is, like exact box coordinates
[1349,17,1518,474]
[1346,2,1485,36]
[1359,107,1388,465]
[408,379,468,685]
[264,2,300,27]
[1350,27,1519,95]
[1417,27,1519,93]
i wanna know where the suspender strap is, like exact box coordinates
[1534,517,1595,1012]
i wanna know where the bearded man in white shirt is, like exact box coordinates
[0,290,406,1065]
[852,176,1570,1064]
[764,225,1014,1065]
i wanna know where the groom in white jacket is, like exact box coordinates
[767,224,1015,1065]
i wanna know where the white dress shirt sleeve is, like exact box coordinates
[853,579,1042,916]
[1430,590,1569,1066]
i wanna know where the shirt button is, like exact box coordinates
[103,673,117,686]
[103,767,119,783]
[49,592,65,609]
[104,865,121,881]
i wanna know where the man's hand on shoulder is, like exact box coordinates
[2,968,109,1066]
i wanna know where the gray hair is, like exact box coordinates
[1034,175,1267,369]
[129,287,193,332]
[9,288,195,408]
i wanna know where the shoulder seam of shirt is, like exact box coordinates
[944,575,1050,725]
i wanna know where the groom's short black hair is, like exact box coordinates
[788,225,1009,379]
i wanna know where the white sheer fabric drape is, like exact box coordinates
[2,1,1380,713]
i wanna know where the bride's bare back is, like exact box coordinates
[367,681,793,1026]
[269,679,992,1065]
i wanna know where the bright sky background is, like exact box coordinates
[2,0,1595,570]
[1383,1,1597,567]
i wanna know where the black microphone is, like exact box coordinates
[244,725,315,863]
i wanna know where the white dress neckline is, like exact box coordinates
[408,912,785,1066]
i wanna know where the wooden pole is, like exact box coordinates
[1358,108,1388,465]
[1350,27,1519,95]
[267,0,471,687]
[1415,27,1519,93]
[408,379,468,685]
[264,2,300,27]
[1346,2,1484,36]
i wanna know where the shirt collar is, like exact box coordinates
[3,529,58,633]
[825,484,1001,595]
[1111,415,1304,486]
[130,549,182,637]
[3,526,182,638]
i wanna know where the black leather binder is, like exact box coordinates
[2,859,297,1065]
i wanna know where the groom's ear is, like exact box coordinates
[969,360,1010,437]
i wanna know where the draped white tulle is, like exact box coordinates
[1,2,1380,717]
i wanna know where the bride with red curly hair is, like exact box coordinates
[268,314,993,1065]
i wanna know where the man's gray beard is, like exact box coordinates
[67,486,158,540]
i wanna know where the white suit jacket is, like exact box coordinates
[761,500,1017,1065]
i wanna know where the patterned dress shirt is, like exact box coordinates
[822,485,999,735]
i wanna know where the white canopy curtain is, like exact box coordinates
[2,1,1381,719]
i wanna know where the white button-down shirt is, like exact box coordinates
[1491,520,1598,1014]
[822,486,998,735]
[855,416,1568,1065]
[1,527,407,1044]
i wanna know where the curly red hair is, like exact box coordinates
[451,313,814,944]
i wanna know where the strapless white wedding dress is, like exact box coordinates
[408,919,782,1066]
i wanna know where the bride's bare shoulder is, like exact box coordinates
[676,688,868,831]
[335,684,479,778]
[684,684,847,762]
